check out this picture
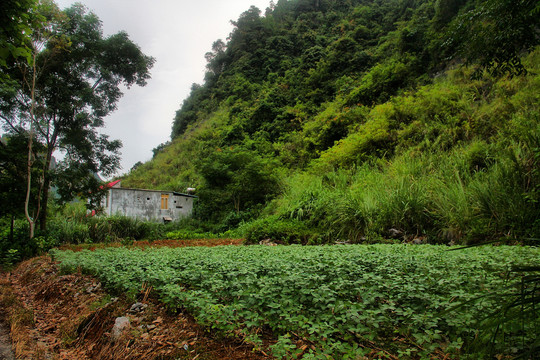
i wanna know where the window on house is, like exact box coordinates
[161,194,169,209]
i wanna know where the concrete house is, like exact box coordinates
[101,180,197,222]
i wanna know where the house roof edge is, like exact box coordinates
[108,186,198,198]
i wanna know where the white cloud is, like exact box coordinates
[54,0,271,175]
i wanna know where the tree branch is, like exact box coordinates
[0,114,22,134]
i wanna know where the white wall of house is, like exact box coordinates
[103,187,195,222]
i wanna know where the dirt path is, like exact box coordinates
[0,322,14,360]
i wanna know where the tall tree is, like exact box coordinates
[1,0,63,238]
[0,132,45,240]
[445,0,540,77]
[0,0,36,68]
[0,1,155,236]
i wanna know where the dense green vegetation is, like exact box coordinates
[0,200,238,267]
[1,0,153,262]
[52,244,539,358]
[1,1,538,358]
[0,203,150,266]
[124,0,540,244]
[2,0,538,258]
[0,0,154,239]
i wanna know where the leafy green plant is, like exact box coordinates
[444,241,540,358]
[51,244,540,359]
[165,230,225,240]
[1,249,20,268]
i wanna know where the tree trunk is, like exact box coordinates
[24,51,39,239]
[25,109,36,239]
[39,134,56,232]
[39,173,50,232]
[233,195,241,213]
[9,214,14,243]
[29,222,35,239]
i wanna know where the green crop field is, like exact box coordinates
[51,245,539,359]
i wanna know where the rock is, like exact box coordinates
[111,317,130,340]
[413,236,426,245]
[129,302,148,313]
[85,282,101,293]
[259,239,278,246]
[388,228,403,239]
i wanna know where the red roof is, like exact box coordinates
[107,179,121,188]
[99,179,121,190]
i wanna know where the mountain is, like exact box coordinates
[123,0,540,244]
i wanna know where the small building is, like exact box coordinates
[100,180,197,222]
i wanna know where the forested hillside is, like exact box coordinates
[123,0,539,244]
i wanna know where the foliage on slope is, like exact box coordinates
[123,0,540,243]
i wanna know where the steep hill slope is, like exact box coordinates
[123,0,539,243]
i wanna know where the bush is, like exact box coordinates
[45,202,171,244]
[48,219,90,244]
[86,216,165,242]
[241,215,318,244]
[0,218,60,268]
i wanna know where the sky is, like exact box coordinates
[54,0,272,177]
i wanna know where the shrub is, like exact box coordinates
[48,219,90,244]
[86,216,165,242]
[0,219,60,268]
[241,215,318,244]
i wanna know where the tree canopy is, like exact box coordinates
[0,0,36,67]
[444,0,540,77]
[0,0,155,233]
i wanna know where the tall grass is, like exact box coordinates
[245,137,539,244]
[47,203,172,244]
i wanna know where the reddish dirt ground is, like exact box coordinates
[57,238,245,252]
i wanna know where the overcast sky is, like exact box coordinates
[54,0,272,177]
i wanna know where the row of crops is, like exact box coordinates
[50,245,539,359]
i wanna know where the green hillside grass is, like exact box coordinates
[123,0,540,244]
